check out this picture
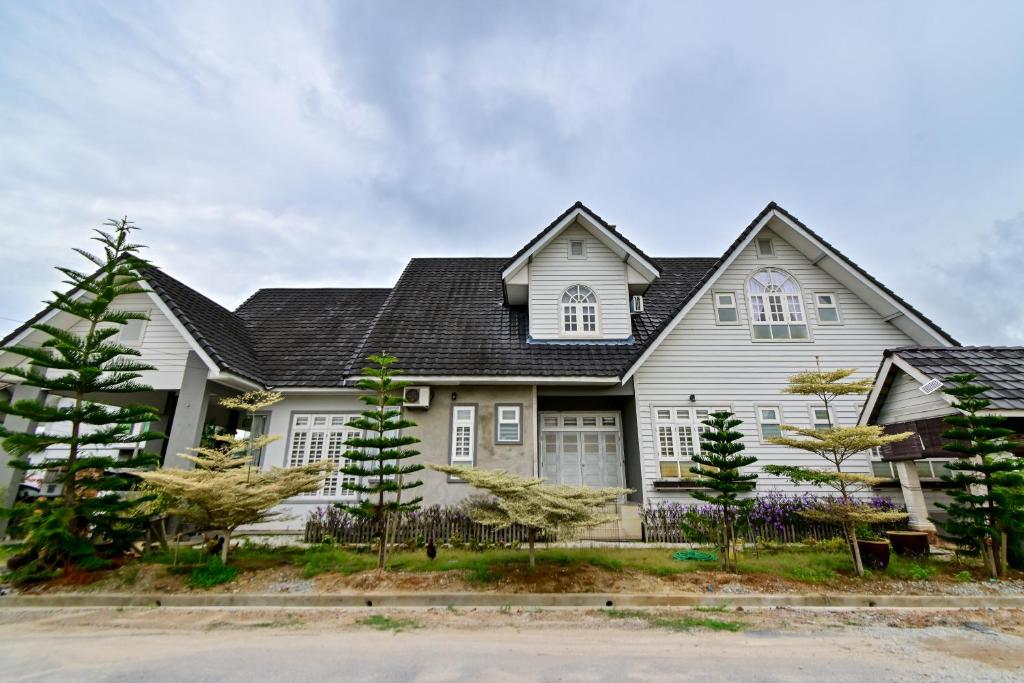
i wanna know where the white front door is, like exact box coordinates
[539,412,624,489]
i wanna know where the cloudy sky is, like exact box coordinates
[1,1,1022,344]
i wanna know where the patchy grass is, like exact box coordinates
[133,541,975,591]
[187,558,239,589]
[358,615,421,632]
[602,608,744,632]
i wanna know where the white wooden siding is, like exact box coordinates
[3,292,194,391]
[876,371,952,424]
[528,222,631,339]
[633,227,919,502]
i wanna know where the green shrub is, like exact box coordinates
[188,558,238,589]
[906,563,935,581]
[954,570,974,583]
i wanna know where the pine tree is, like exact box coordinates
[763,361,910,576]
[689,411,757,572]
[0,219,164,582]
[339,352,423,570]
[140,393,331,564]
[431,465,630,569]
[934,373,1023,578]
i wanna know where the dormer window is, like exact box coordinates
[561,285,598,335]
[568,239,587,259]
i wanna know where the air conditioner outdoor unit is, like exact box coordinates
[630,295,645,314]
[403,386,431,409]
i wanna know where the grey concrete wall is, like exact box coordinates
[411,385,535,506]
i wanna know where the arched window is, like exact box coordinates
[747,268,808,340]
[561,284,598,334]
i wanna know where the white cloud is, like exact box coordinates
[1,1,1023,344]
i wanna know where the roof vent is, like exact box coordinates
[630,295,644,314]
[919,379,943,395]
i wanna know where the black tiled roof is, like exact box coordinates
[3,202,957,387]
[888,346,1024,410]
[500,201,662,275]
[142,267,264,385]
[235,288,391,386]
[353,257,718,377]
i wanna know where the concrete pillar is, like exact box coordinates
[0,384,48,537]
[144,393,173,459]
[162,351,211,470]
[894,460,936,533]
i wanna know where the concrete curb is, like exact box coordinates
[3,592,1024,609]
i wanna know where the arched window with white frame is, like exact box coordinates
[747,268,809,340]
[561,284,598,335]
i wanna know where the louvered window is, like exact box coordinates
[451,406,476,464]
[286,413,361,498]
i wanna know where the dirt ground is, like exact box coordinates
[2,606,1023,682]
[21,561,1024,597]
[3,603,1024,637]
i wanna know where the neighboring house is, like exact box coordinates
[0,201,957,536]
[859,346,1024,533]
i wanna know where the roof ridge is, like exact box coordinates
[499,201,660,274]
[141,265,265,385]
[343,260,418,377]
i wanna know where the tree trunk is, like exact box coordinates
[847,523,865,577]
[220,529,232,564]
[528,529,536,570]
[376,513,388,571]
[999,529,1008,579]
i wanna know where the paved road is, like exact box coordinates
[2,609,1023,682]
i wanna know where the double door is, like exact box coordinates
[539,412,624,489]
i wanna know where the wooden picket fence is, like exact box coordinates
[304,507,550,545]
[642,521,846,544]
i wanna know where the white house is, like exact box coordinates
[0,201,958,537]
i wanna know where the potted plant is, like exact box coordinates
[885,530,930,558]
[856,527,891,570]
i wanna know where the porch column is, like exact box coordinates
[0,384,48,537]
[162,352,211,470]
[144,393,174,459]
[894,460,936,533]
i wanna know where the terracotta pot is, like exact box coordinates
[857,539,891,570]
[885,531,930,558]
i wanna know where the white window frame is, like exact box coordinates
[450,404,477,466]
[286,413,361,499]
[756,237,776,258]
[495,404,522,445]
[746,268,811,342]
[756,405,784,442]
[712,290,741,325]
[237,412,270,466]
[653,406,729,479]
[567,238,587,260]
[115,311,148,347]
[808,405,834,431]
[560,284,600,337]
[814,291,842,325]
